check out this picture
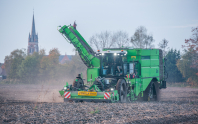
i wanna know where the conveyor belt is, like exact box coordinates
[59,25,99,67]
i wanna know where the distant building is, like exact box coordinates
[27,13,39,55]
[27,12,73,63]
[59,55,73,64]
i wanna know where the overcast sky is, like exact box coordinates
[0,0,198,63]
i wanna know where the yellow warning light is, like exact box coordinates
[97,50,100,52]
[121,50,123,52]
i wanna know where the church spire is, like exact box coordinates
[31,13,36,36]
[28,11,39,55]
[28,32,30,41]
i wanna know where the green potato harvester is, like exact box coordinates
[58,23,167,103]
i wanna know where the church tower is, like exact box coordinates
[27,13,39,55]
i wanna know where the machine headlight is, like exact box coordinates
[64,87,67,90]
[114,53,117,56]
[102,53,104,55]
[110,88,114,91]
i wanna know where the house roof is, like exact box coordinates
[59,55,73,64]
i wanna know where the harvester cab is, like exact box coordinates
[96,50,127,78]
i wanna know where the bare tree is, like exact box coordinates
[112,31,129,48]
[89,31,114,51]
[158,39,169,57]
[131,26,155,48]
[145,35,155,49]
[89,30,131,51]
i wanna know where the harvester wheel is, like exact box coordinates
[116,79,127,103]
[143,81,159,101]
[153,81,160,101]
[73,78,85,90]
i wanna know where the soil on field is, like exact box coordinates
[0,84,198,124]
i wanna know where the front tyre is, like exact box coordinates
[116,79,127,103]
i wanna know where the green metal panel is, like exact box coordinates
[59,91,64,96]
[140,49,151,55]
[87,68,100,82]
[141,67,150,77]
[141,67,159,77]
[150,59,159,66]
[134,78,141,96]
[141,60,151,66]
[151,55,158,59]
[127,49,137,55]
[142,78,152,91]
[91,57,100,67]
[150,67,159,77]
[151,49,159,55]
[130,78,136,84]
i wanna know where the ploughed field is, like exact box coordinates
[0,84,198,124]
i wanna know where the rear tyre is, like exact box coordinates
[116,79,127,103]
[153,82,160,101]
[143,81,159,101]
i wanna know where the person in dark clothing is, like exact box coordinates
[73,21,77,29]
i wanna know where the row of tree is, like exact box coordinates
[89,26,168,53]
[4,48,86,84]
[165,27,198,86]
[165,49,184,83]
[176,27,198,86]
